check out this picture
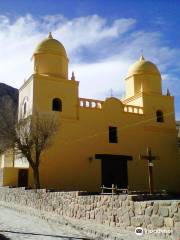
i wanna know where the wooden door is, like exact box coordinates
[101,158,128,188]
[18,169,28,187]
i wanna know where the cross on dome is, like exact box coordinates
[48,32,53,39]
[139,55,145,61]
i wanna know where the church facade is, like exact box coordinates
[0,33,180,192]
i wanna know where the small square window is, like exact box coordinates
[52,98,62,112]
[109,126,118,143]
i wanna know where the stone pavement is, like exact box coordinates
[0,206,90,240]
[0,205,177,240]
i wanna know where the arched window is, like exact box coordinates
[52,98,62,112]
[23,102,27,115]
[156,110,164,123]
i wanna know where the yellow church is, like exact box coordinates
[0,33,180,192]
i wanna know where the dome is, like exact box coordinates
[34,32,67,58]
[127,56,161,78]
[33,33,68,79]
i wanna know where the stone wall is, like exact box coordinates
[0,187,180,236]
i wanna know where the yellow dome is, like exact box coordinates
[127,56,160,78]
[34,32,67,57]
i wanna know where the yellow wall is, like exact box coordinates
[125,77,135,98]
[24,85,180,192]
[34,53,68,79]
[13,39,180,192]
[3,167,19,186]
[33,74,79,120]
[123,93,144,107]
[125,74,162,98]
[18,76,34,119]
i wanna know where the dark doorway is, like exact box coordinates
[18,169,28,187]
[95,154,132,189]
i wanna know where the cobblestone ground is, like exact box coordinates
[0,206,176,240]
[0,206,91,240]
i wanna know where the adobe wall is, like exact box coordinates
[0,187,179,238]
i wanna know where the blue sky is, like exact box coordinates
[0,0,179,119]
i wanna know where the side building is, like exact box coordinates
[0,83,29,186]
[0,33,180,192]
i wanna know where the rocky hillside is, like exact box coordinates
[0,83,18,154]
[0,83,18,105]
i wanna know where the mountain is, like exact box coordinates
[0,83,18,154]
[0,83,18,105]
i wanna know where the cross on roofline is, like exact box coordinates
[110,88,113,97]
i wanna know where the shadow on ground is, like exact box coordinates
[0,230,92,239]
[0,234,11,240]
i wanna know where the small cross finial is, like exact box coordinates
[71,71,75,80]
[140,55,145,61]
[167,88,170,96]
[140,49,145,61]
[48,32,53,39]
[110,88,113,97]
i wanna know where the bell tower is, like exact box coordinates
[124,55,162,99]
[123,56,175,126]
[18,33,79,121]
